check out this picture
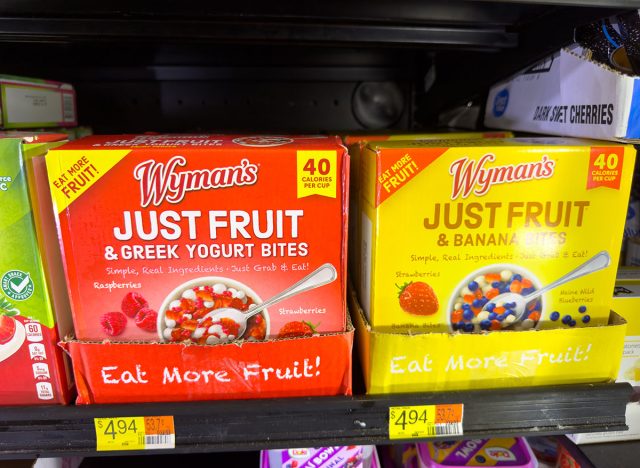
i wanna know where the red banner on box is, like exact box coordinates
[62,326,353,404]
[587,146,625,190]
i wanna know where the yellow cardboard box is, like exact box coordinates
[345,132,512,298]
[351,286,626,393]
[358,138,635,333]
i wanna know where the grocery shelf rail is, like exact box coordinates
[0,17,518,49]
[0,382,631,458]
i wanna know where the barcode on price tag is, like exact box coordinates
[144,416,176,449]
[94,416,175,451]
[388,404,463,440]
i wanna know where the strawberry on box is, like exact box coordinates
[397,281,439,316]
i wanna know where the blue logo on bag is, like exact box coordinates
[493,89,509,117]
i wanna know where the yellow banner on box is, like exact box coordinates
[350,287,626,394]
[46,149,130,212]
[296,150,337,198]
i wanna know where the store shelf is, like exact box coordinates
[0,2,627,50]
[0,382,631,459]
[0,3,635,465]
[0,0,638,25]
[579,440,640,468]
[0,17,519,49]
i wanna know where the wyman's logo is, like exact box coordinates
[134,156,259,207]
[449,153,555,199]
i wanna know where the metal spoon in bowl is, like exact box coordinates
[203,263,338,341]
[480,251,611,322]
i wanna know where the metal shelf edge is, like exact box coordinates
[0,382,631,458]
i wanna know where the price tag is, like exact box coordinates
[94,416,175,451]
[389,404,463,440]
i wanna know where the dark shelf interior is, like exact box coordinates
[0,1,633,133]
[579,440,640,468]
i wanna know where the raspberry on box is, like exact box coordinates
[135,308,158,332]
[99,312,127,337]
[121,292,148,318]
[46,135,349,342]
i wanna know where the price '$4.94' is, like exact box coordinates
[94,416,175,451]
[389,404,463,440]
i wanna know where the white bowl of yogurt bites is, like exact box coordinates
[447,264,544,333]
[157,277,269,344]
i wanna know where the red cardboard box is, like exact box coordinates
[46,135,349,343]
[63,321,354,404]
